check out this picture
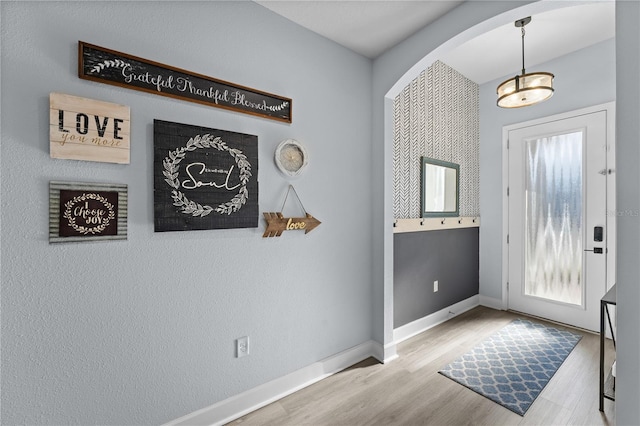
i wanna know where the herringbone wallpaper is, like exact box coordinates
[393,60,479,219]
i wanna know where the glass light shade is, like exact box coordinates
[497,72,554,108]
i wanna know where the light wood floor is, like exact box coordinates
[230,306,616,425]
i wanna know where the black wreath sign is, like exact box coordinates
[153,119,258,232]
[162,134,251,217]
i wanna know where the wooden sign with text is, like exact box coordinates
[154,120,258,232]
[79,41,292,123]
[262,212,321,237]
[49,181,128,243]
[50,92,130,164]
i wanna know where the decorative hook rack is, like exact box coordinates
[392,217,480,233]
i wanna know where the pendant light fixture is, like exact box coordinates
[497,17,554,108]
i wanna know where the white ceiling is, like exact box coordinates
[255,0,464,59]
[440,1,615,84]
[254,1,615,84]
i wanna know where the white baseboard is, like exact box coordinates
[479,295,505,311]
[370,340,399,364]
[392,295,480,344]
[165,341,378,426]
[167,297,484,426]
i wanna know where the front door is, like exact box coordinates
[506,105,615,331]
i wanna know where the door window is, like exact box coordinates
[524,131,584,306]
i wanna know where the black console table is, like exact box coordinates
[599,284,616,411]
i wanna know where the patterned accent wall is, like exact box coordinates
[393,60,479,218]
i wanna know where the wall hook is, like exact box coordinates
[420,219,425,226]
[393,220,398,228]
[472,217,477,223]
[441,218,446,225]
[458,217,462,224]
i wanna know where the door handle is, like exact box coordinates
[585,248,604,254]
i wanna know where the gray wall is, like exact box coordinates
[3,1,639,425]
[478,38,616,302]
[392,59,480,330]
[394,228,479,327]
[0,2,372,424]
[615,1,640,423]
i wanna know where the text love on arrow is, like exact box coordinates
[262,212,321,237]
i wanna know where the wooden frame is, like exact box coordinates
[49,181,128,243]
[78,41,292,123]
[421,157,460,218]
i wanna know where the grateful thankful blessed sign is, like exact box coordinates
[79,41,292,123]
[153,120,258,232]
[50,93,130,164]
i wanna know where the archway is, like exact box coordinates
[380,0,601,358]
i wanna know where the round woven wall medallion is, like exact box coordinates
[275,139,308,177]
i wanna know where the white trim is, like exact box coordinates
[164,341,378,426]
[479,295,505,311]
[392,295,479,344]
[502,125,510,311]
[370,340,399,364]
[502,101,617,315]
[501,102,616,134]
[604,105,617,293]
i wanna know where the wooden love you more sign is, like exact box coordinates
[50,93,130,164]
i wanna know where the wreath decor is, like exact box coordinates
[162,134,251,217]
[63,193,116,235]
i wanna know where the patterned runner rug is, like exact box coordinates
[439,318,582,416]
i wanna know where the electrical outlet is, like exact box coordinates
[434,280,439,292]
[236,336,249,358]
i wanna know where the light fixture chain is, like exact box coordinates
[521,25,526,75]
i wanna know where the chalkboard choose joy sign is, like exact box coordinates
[49,181,128,243]
[79,41,292,123]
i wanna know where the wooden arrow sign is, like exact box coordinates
[262,212,321,237]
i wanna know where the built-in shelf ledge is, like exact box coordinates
[393,216,480,233]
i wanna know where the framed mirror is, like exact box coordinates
[421,157,460,218]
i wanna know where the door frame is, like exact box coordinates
[502,102,616,315]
